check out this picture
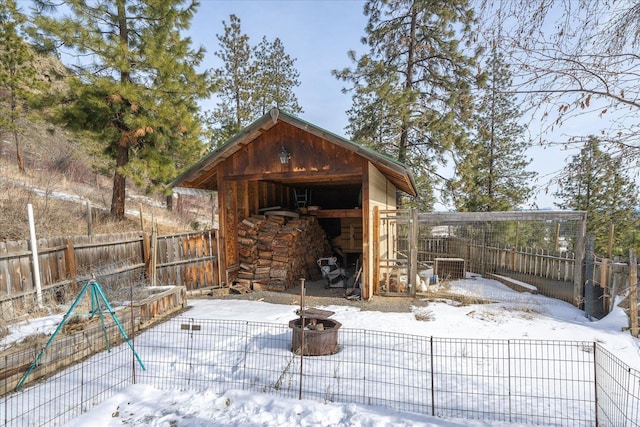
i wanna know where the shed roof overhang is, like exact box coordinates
[170,108,418,197]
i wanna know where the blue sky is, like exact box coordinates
[19,0,577,209]
[190,0,368,134]
[189,0,575,209]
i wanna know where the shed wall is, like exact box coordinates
[366,162,397,297]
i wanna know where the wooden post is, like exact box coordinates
[141,232,151,280]
[86,201,93,242]
[515,221,520,248]
[629,250,638,338]
[64,239,77,280]
[409,208,418,295]
[215,228,222,287]
[139,203,145,231]
[600,258,609,314]
[27,204,43,308]
[372,206,380,295]
[508,245,514,271]
[554,222,560,252]
[573,213,587,309]
[481,227,487,276]
[584,234,595,317]
[151,220,158,287]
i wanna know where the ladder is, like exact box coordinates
[294,188,309,208]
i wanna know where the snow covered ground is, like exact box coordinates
[4,277,639,426]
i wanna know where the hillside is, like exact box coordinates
[0,53,211,241]
[0,123,212,241]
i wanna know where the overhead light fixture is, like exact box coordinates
[279,146,290,164]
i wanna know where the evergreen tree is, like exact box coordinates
[449,43,536,212]
[554,137,639,255]
[334,0,481,209]
[0,0,37,173]
[211,14,254,146]
[253,36,302,116]
[209,16,302,147]
[31,0,213,219]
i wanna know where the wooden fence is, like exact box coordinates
[0,230,219,319]
[417,238,577,283]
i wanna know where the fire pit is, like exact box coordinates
[289,317,341,356]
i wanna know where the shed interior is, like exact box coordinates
[266,181,364,268]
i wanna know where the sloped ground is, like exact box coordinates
[0,130,211,240]
[1,49,211,241]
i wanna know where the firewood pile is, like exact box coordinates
[234,212,331,292]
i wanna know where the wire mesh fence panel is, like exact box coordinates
[356,330,431,414]
[595,344,640,427]
[6,315,640,427]
[508,340,595,426]
[240,322,299,397]
[290,329,433,414]
[431,337,511,421]
[135,319,294,395]
[2,322,133,427]
[76,258,149,306]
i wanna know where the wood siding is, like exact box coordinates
[220,122,364,185]
[367,162,397,297]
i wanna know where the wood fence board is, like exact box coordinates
[38,238,53,287]
[0,242,9,295]
[16,241,30,295]
[170,236,180,286]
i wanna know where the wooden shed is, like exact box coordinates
[170,108,417,299]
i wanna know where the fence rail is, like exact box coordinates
[2,316,639,426]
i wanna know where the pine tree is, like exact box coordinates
[209,16,302,147]
[334,0,481,209]
[449,43,536,212]
[31,0,213,219]
[554,137,639,255]
[211,14,254,146]
[0,0,38,173]
[253,36,302,116]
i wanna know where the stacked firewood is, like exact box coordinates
[235,212,331,292]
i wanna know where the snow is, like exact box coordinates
[67,385,523,427]
[1,313,64,350]
[3,277,639,426]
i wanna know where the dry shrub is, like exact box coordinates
[511,304,540,320]
[20,332,48,347]
[413,309,434,322]
[0,157,198,241]
[62,316,90,334]
[422,284,493,307]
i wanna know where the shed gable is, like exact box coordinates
[225,121,363,184]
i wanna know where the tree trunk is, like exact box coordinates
[10,87,24,173]
[110,0,130,221]
[396,7,417,207]
[14,130,24,174]
[111,142,128,219]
